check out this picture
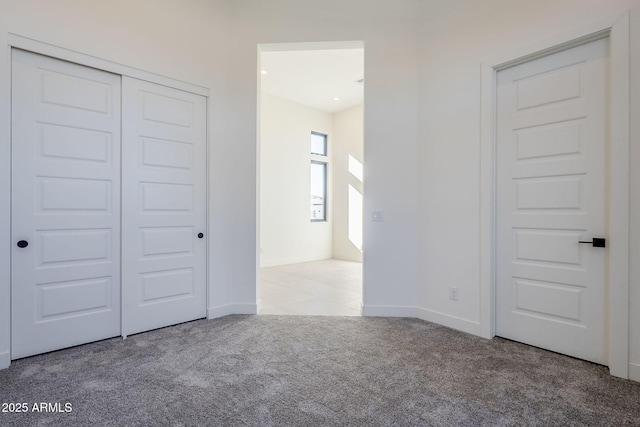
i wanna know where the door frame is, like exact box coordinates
[480,12,631,378]
[0,34,211,369]
[256,40,365,312]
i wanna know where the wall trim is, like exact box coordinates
[0,29,11,371]
[208,304,257,319]
[629,363,640,383]
[7,33,209,97]
[479,11,631,378]
[259,40,364,53]
[362,305,417,318]
[362,305,482,336]
[415,308,482,337]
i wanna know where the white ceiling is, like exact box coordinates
[260,48,364,114]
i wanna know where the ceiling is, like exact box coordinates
[260,48,364,114]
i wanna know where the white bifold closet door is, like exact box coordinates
[11,50,207,359]
[121,77,207,336]
[11,49,122,359]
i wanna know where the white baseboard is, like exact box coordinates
[362,305,483,337]
[207,304,257,319]
[361,305,418,318]
[415,307,482,336]
[0,351,10,370]
[629,362,640,382]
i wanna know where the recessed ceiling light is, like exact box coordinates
[261,70,267,75]
[334,97,340,101]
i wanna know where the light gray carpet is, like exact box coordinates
[0,315,639,426]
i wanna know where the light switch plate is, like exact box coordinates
[372,210,383,221]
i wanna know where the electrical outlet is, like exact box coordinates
[449,286,459,301]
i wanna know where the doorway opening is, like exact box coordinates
[257,42,364,315]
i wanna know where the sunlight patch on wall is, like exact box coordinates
[348,184,363,251]
[348,154,363,182]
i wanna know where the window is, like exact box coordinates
[310,132,328,221]
[310,161,327,221]
[310,132,327,156]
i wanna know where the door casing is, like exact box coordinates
[480,13,631,378]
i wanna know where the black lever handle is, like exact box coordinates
[578,238,606,248]
[17,240,29,248]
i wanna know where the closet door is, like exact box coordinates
[11,50,122,359]
[121,77,207,336]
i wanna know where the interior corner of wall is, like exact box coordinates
[232,303,258,315]
[415,307,483,337]
[207,305,235,319]
[628,362,640,383]
[207,303,257,319]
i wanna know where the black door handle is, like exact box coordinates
[578,238,606,248]
[197,233,204,239]
[17,240,29,248]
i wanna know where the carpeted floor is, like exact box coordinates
[0,315,639,426]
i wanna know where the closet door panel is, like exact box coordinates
[11,49,121,359]
[121,77,207,336]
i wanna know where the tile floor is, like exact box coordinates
[258,259,362,316]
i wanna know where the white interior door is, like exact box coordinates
[11,49,122,359]
[121,77,207,336]
[496,38,609,364]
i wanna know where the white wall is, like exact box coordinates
[260,94,363,267]
[332,104,364,262]
[230,0,422,315]
[260,92,333,267]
